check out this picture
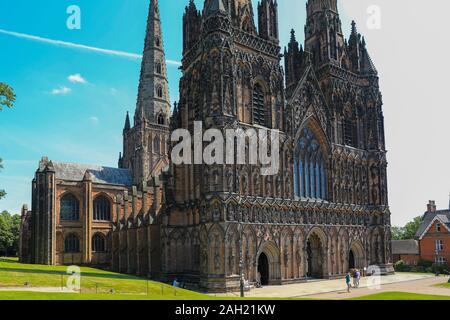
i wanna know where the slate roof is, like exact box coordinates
[40,159,132,186]
[415,210,450,239]
[391,240,419,255]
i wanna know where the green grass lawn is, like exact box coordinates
[350,292,450,300]
[0,257,206,299]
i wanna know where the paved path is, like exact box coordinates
[305,276,450,299]
[223,273,444,298]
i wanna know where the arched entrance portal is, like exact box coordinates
[256,241,281,285]
[349,250,355,269]
[258,252,269,285]
[348,242,365,271]
[306,233,324,278]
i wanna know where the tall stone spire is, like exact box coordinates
[121,0,171,186]
[135,0,171,126]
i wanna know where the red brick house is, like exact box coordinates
[392,201,450,267]
[414,201,450,266]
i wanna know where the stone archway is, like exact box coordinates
[349,241,365,270]
[305,228,327,279]
[306,233,323,278]
[257,242,281,285]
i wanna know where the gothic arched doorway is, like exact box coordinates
[349,250,355,269]
[258,252,269,286]
[306,233,324,278]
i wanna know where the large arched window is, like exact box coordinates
[93,196,111,221]
[252,84,266,126]
[60,194,79,221]
[92,233,106,253]
[294,127,327,200]
[64,234,80,253]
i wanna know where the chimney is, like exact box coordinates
[427,200,437,213]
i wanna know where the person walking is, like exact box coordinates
[346,272,352,293]
[355,270,361,288]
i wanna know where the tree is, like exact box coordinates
[0,83,15,199]
[403,216,424,239]
[0,83,16,111]
[392,216,424,240]
[0,158,5,200]
[0,211,21,256]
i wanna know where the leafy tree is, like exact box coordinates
[0,83,16,111]
[392,216,424,240]
[0,158,5,200]
[391,226,405,241]
[0,83,15,198]
[0,211,21,256]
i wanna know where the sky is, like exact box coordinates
[0,0,449,226]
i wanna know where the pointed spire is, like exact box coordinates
[124,111,131,131]
[135,0,171,125]
[351,20,357,35]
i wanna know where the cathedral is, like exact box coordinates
[20,0,394,293]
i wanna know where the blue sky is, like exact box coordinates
[0,0,366,218]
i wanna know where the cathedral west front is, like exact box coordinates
[20,0,394,293]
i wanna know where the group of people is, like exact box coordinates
[345,269,362,292]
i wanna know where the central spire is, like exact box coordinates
[135,0,171,126]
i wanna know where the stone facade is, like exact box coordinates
[21,0,394,293]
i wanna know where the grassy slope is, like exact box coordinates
[351,292,450,300]
[0,257,205,299]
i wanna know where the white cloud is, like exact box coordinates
[0,28,181,65]
[51,86,71,95]
[68,73,87,84]
[89,116,99,124]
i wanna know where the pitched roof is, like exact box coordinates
[391,240,419,255]
[415,210,450,239]
[43,160,132,186]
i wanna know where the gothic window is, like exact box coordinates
[343,118,357,147]
[92,233,106,253]
[155,62,162,74]
[252,84,266,126]
[157,113,165,125]
[155,36,160,47]
[157,86,163,98]
[64,234,80,253]
[93,196,111,221]
[294,127,327,200]
[60,194,79,221]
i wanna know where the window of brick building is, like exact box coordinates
[60,194,80,221]
[436,239,444,251]
[92,234,106,253]
[93,196,111,221]
[437,223,441,232]
[64,234,80,253]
